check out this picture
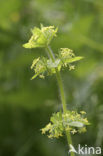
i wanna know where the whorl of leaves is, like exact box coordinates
[41,111,90,138]
[30,48,83,79]
[23,25,58,48]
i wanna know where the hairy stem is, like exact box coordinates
[46,45,75,156]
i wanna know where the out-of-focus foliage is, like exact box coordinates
[0,0,103,155]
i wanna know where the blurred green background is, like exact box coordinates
[0,0,103,155]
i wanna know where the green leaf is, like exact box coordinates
[31,73,39,80]
[63,56,84,64]
[69,121,84,127]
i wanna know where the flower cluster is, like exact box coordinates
[41,111,89,138]
[23,25,58,48]
[30,48,83,79]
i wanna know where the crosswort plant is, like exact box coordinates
[23,25,90,156]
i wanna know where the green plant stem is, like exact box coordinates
[46,45,75,156]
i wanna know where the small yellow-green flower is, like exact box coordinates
[80,111,86,115]
[71,129,77,134]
